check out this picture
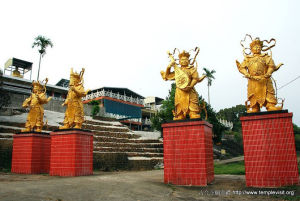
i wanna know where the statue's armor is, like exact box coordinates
[241,54,277,108]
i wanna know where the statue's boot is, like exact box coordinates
[74,123,82,129]
[59,124,70,129]
[35,127,42,132]
[190,112,201,119]
[266,103,282,111]
[21,127,31,132]
[173,113,185,120]
[248,105,260,113]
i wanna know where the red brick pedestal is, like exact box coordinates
[11,133,51,174]
[162,120,214,186]
[240,110,299,187]
[50,129,93,176]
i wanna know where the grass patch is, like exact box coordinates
[214,161,245,175]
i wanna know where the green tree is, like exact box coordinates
[203,67,216,105]
[199,96,227,142]
[89,100,100,117]
[151,83,176,131]
[32,35,53,80]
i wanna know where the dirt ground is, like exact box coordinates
[0,170,298,201]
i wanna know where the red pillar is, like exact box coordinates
[240,111,299,187]
[162,120,214,186]
[50,129,93,176]
[11,133,51,174]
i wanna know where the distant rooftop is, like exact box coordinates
[5,58,33,70]
[56,79,69,88]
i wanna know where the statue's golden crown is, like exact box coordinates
[250,38,263,49]
[32,81,43,89]
[178,50,190,59]
[70,68,81,80]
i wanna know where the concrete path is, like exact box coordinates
[0,170,298,201]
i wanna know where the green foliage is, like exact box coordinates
[151,83,176,131]
[217,104,246,132]
[32,35,53,56]
[0,140,12,170]
[89,100,100,117]
[293,123,300,135]
[214,161,245,175]
[199,96,227,142]
[203,67,216,86]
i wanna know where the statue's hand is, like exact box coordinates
[47,97,52,102]
[62,102,66,106]
[167,61,175,70]
[264,73,271,78]
[236,60,241,68]
[182,86,192,92]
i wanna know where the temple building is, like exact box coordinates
[83,87,145,130]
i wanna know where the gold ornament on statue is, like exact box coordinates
[236,34,284,113]
[161,47,206,120]
[60,68,90,129]
[21,78,52,132]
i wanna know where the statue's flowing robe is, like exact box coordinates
[241,54,277,108]
[163,66,200,117]
[63,85,85,126]
[23,93,48,129]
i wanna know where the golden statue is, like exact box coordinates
[59,68,90,129]
[21,78,51,132]
[161,47,206,120]
[236,35,284,113]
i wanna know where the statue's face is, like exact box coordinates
[179,56,189,66]
[70,78,79,86]
[33,85,39,94]
[251,44,262,54]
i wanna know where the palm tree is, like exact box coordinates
[203,67,216,105]
[32,35,53,80]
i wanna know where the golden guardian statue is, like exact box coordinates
[21,78,52,132]
[236,35,284,113]
[60,68,90,129]
[161,47,206,120]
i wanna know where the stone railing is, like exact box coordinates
[218,119,233,130]
[83,89,144,105]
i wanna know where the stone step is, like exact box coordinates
[84,120,126,127]
[94,142,163,149]
[82,124,131,133]
[93,130,139,139]
[94,151,163,158]
[94,146,164,153]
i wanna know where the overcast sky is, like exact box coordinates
[1,0,300,125]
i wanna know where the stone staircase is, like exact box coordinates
[0,113,164,170]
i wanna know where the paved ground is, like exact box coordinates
[0,170,298,201]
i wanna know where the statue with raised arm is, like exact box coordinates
[21,78,52,132]
[161,47,206,120]
[59,68,90,129]
[236,35,284,113]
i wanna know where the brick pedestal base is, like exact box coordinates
[240,111,299,187]
[162,120,214,186]
[11,133,50,174]
[50,129,93,176]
